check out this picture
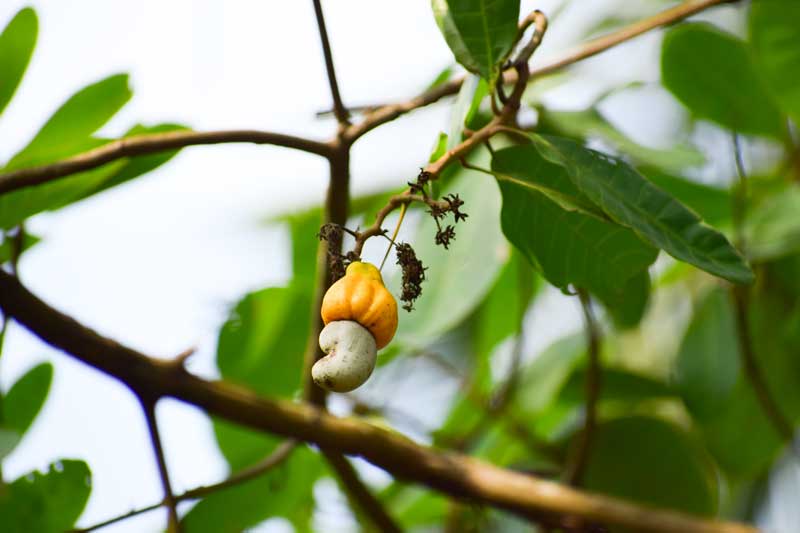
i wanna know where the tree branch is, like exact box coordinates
[0,129,334,196]
[138,396,181,533]
[0,271,758,533]
[312,0,349,125]
[564,289,602,486]
[346,0,732,142]
[70,440,297,533]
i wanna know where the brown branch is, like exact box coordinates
[564,289,602,486]
[0,270,758,533]
[346,0,732,142]
[312,0,349,125]
[138,397,181,533]
[0,129,334,196]
[71,440,297,533]
[323,451,402,533]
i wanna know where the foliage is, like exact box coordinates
[1,1,799,532]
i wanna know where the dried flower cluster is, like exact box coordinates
[409,169,469,250]
[317,222,358,282]
[395,242,426,311]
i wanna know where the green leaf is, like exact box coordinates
[285,208,323,288]
[5,73,132,170]
[580,416,718,523]
[0,232,40,264]
[0,8,37,118]
[0,428,21,460]
[431,0,520,83]
[3,362,53,436]
[0,460,92,533]
[448,74,488,150]
[0,157,125,230]
[674,288,740,421]
[643,169,731,227]
[182,446,320,533]
[745,185,800,260]
[560,368,675,406]
[595,270,650,330]
[425,64,455,92]
[750,0,800,123]
[492,144,658,299]
[530,134,754,284]
[661,23,784,138]
[516,334,585,416]
[394,157,506,347]
[216,285,311,398]
[538,107,705,173]
[382,485,449,530]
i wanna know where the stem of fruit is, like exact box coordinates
[379,202,407,270]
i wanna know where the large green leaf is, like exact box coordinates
[5,73,132,170]
[182,445,321,533]
[431,0,520,83]
[3,362,52,436]
[560,368,675,406]
[661,23,784,138]
[674,288,740,421]
[216,285,310,397]
[529,135,754,284]
[643,169,731,227]
[0,460,92,533]
[382,485,449,530]
[516,334,585,416]
[0,428,21,460]
[0,232,40,264]
[394,161,506,347]
[492,144,658,299]
[538,107,705,173]
[595,270,650,330]
[745,185,800,260]
[580,416,718,524]
[750,0,800,123]
[0,8,37,118]
[448,74,488,150]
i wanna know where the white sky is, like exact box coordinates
[2,1,781,533]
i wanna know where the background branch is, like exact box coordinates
[312,0,349,125]
[0,271,757,533]
[138,396,181,533]
[0,129,334,195]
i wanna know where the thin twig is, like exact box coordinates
[71,440,297,532]
[138,396,181,533]
[346,0,733,142]
[731,133,748,251]
[0,129,334,196]
[312,0,349,125]
[564,289,602,487]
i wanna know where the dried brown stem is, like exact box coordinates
[312,0,349,125]
[70,440,297,533]
[0,129,334,196]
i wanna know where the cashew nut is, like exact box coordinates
[312,320,377,392]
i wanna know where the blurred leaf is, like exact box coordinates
[395,158,506,347]
[182,445,321,533]
[538,107,704,173]
[516,334,585,415]
[492,144,658,300]
[214,285,310,468]
[448,74,488,150]
[560,368,674,406]
[216,286,310,398]
[77,123,189,199]
[5,73,132,170]
[661,23,784,138]
[0,459,91,533]
[382,485,449,530]
[674,288,740,421]
[581,416,718,523]
[750,0,800,123]
[0,232,40,264]
[745,185,800,260]
[431,0,519,83]
[3,362,52,436]
[0,428,21,460]
[0,157,125,230]
[643,169,732,226]
[0,7,37,118]
[530,134,754,284]
[425,64,455,92]
[285,208,323,288]
[594,270,650,330]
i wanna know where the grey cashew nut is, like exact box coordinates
[312,320,377,392]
